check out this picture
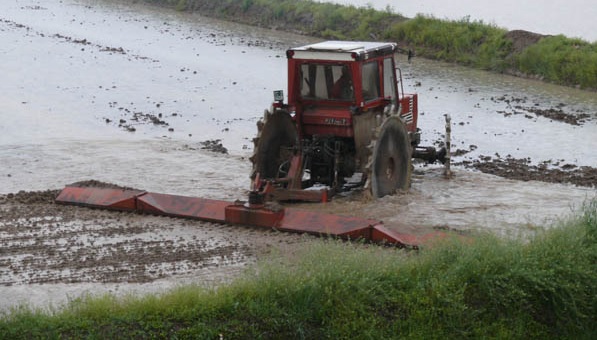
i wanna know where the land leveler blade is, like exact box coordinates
[55,185,442,248]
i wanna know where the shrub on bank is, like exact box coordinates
[1,199,595,338]
[516,35,597,88]
[387,15,513,72]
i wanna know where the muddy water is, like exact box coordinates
[0,0,596,309]
[1,0,595,232]
[402,58,597,167]
[324,0,597,42]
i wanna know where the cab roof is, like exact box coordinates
[287,41,397,61]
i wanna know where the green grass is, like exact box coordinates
[516,35,597,88]
[1,199,596,338]
[387,15,513,72]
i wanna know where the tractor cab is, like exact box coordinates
[284,41,418,138]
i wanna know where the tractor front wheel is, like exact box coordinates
[250,110,299,186]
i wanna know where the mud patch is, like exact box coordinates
[490,95,591,125]
[67,180,142,191]
[0,190,309,287]
[457,156,597,188]
[200,139,228,154]
[20,5,46,10]
[1,190,60,205]
[518,105,590,125]
[105,102,176,133]
[504,30,546,54]
[0,18,156,62]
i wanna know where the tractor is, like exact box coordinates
[54,41,448,247]
[251,41,444,202]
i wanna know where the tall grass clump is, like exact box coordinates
[231,0,400,41]
[516,35,597,89]
[1,199,596,337]
[132,0,406,40]
[388,15,512,71]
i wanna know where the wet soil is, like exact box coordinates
[444,95,597,187]
[490,95,591,125]
[457,156,597,188]
[504,30,546,54]
[0,189,311,287]
[199,139,229,154]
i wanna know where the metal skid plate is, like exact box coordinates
[137,192,228,223]
[55,186,144,211]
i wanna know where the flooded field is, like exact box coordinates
[1,0,595,310]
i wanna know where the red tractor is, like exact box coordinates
[54,41,448,247]
[251,41,444,201]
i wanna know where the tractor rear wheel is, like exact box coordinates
[368,116,411,198]
[250,110,299,184]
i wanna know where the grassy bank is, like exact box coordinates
[1,199,595,338]
[516,35,597,89]
[137,0,597,90]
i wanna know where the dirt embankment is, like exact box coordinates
[504,30,545,54]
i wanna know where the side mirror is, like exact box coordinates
[273,90,284,103]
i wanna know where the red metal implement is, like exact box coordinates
[137,192,228,223]
[55,186,144,211]
[55,185,436,248]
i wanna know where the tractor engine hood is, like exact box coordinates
[301,106,354,138]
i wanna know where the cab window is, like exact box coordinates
[383,57,396,100]
[362,61,380,101]
[300,64,354,101]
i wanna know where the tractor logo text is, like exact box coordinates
[323,117,349,126]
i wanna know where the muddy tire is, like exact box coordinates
[250,110,299,183]
[368,116,411,198]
